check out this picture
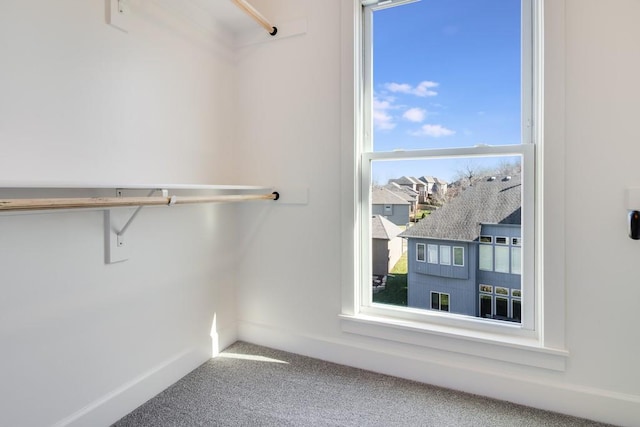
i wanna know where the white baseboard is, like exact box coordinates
[237,320,640,427]
[53,323,239,427]
[52,345,211,427]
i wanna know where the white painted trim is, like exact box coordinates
[52,345,211,427]
[340,314,566,371]
[237,321,640,427]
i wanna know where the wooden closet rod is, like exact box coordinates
[0,192,279,212]
[232,0,278,36]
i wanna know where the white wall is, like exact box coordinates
[0,1,242,426]
[235,1,640,426]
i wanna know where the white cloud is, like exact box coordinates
[385,80,438,97]
[403,107,427,123]
[373,98,396,130]
[410,124,455,137]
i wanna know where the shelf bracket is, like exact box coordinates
[104,189,166,264]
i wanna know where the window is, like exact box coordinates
[495,246,510,273]
[416,243,426,262]
[427,244,438,264]
[431,292,450,312]
[342,0,568,370]
[479,245,493,271]
[384,204,392,215]
[440,245,451,265]
[453,247,464,267]
[511,246,522,274]
[362,0,533,326]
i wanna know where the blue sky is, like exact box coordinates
[371,0,522,183]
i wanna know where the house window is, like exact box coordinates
[349,0,551,353]
[480,294,492,318]
[384,204,392,215]
[361,0,533,325]
[431,292,450,312]
[416,243,426,262]
[453,247,464,267]
[427,244,438,264]
[479,284,493,294]
[479,245,493,271]
[494,246,510,273]
[342,0,567,370]
[511,246,522,274]
[439,245,451,265]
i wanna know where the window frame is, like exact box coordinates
[339,0,568,371]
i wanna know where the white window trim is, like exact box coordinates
[339,0,567,371]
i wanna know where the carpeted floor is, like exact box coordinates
[113,341,614,427]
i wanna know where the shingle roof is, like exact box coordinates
[400,175,521,241]
[389,176,418,186]
[384,183,418,202]
[372,215,403,240]
[372,187,410,205]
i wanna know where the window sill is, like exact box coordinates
[339,313,569,371]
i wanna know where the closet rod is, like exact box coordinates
[232,0,278,36]
[0,192,279,212]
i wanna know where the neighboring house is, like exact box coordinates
[371,187,411,226]
[384,182,419,214]
[389,176,420,191]
[418,175,448,201]
[432,177,448,198]
[399,175,522,322]
[371,215,404,276]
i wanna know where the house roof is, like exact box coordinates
[420,176,436,184]
[372,215,403,240]
[372,187,410,205]
[400,175,521,241]
[389,176,419,186]
[384,183,418,201]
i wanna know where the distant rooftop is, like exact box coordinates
[372,187,410,205]
[400,175,521,241]
[372,215,403,240]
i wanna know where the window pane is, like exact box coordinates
[479,245,493,271]
[480,295,492,318]
[440,294,449,312]
[431,292,439,310]
[495,246,510,273]
[453,247,464,266]
[512,299,522,321]
[440,245,451,265]
[427,244,438,264]
[496,297,509,317]
[417,243,425,262]
[511,247,522,274]
[370,0,522,152]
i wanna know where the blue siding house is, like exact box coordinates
[400,175,522,322]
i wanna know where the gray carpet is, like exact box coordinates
[113,341,613,427]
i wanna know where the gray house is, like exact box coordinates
[384,182,419,214]
[371,187,410,226]
[371,215,403,277]
[400,175,522,322]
